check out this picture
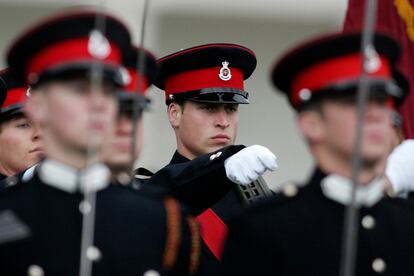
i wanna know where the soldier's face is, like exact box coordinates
[317,97,393,168]
[169,101,239,159]
[102,112,143,171]
[0,114,42,176]
[28,79,117,159]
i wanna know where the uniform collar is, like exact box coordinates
[39,159,110,194]
[321,173,384,207]
[22,163,39,182]
[169,150,190,165]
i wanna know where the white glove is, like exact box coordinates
[386,139,414,194]
[224,145,278,186]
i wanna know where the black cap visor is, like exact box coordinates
[117,91,150,117]
[0,103,24,122]
[297,77,405,110]
[31,62,125,88]
[171,87,249,104]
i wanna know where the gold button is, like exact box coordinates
[372,258,386,273]
[86,246,102,262]
[143,270,160,276]
[361,215,376,230]
[27,265,44,276]
[282,183,298,197]
[79,201,92,215]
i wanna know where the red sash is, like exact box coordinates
[196,208,228,260]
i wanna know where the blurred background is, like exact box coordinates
[0,0,348,189]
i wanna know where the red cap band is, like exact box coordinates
[26,38,122,83]
[291,54,391,106]
[165,67,244,96]
[2,87,28,109]
[124,68,149,96]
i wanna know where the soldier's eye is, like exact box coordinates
[17,122,31,129]
[226,105,238,113]
[200,105,215,111]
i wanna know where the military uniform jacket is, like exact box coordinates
[146,145,246,216]
[150,147,247,276]
[0,164,38,191]
[221,168,414,276]
[0,160,199,276]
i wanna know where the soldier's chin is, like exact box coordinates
[30,151,44,160]
[105,155,130,168]
[212,138,233,146]
[206,145,228,154]
[360,153,384,169]
[111,161,129,168]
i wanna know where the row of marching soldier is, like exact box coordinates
[0,3,414,276]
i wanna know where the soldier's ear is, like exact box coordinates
[297,111,325,143]
[167,102,182,129]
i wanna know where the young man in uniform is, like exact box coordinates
[0,9,202,275]
[0,69,42,181]
[104,47,275,197]
[153,44,278,274]
[221,31,414,275]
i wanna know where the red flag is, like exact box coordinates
[343,0,414,138]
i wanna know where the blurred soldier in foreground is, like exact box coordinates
[0,9,201,275]
[221,31,414,275]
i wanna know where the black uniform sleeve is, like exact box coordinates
[148,145,245,216]
[220,210,280,275]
